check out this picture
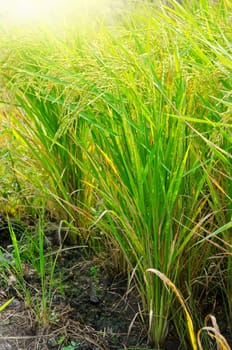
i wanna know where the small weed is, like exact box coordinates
[0,210,63,326]
[62,340,80,350]
[90,265,100,278]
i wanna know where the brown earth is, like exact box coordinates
[0,219,231,350]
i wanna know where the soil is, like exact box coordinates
[0,218,231,350]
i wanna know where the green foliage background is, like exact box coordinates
[0,0,231,347]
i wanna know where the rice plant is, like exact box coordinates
[147,268,231,350]
[65,1,230,346]
[0,31,97,242]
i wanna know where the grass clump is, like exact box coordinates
[147,268,231,350]
[0,0,231,348]
[0,212,63,326]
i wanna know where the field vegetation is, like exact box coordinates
[0,0,231,349]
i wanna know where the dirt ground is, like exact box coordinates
[0,244,152,350]
[0,220,231,350]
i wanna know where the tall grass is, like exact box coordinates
[0,0,231,347]
[0,30,97,241]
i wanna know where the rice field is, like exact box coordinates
[0,0,231,349]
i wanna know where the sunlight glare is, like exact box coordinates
[0,0,60,22]
[0,0,122,24]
